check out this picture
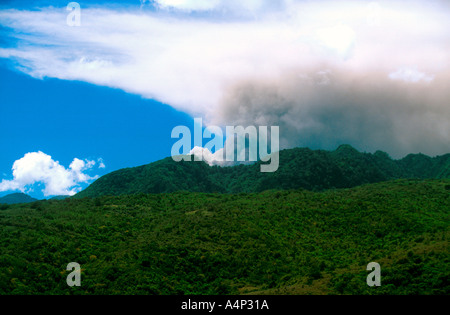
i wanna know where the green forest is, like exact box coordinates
[1,179,449,295]
[75,145,450,198]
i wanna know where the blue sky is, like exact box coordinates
[0,0,449,199]
[0,0,199,199]
[0,60,194,199]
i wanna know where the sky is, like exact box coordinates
[0,0,449,199]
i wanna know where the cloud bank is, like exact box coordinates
[0,152,103,196]
[0,0,449,157]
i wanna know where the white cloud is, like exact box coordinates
[0,152,103,196]
[154,0,221,12]
[314,23,356,59]
[152,0,281,15]
[0,1,449,156]
[0,1,447,122]
[189,146,227,166]
[98,158,106,169]
[389,67,435,83]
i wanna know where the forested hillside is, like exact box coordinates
[1,179,448,295]
[76,145,450,198]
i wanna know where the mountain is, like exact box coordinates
[75,145,450,198]
[0,193,38,205]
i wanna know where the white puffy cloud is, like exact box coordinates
[0,152,103,196]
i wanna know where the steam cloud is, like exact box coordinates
[0,0,449,158]
[217,66,450,158]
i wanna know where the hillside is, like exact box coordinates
[1,179,448,294]
[76,145,450,198]
[49,195,71,201]
[0,193,37,205]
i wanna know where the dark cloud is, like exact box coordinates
[217,66,450,158]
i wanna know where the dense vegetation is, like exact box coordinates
[75,145,450,198]
[1,179,448,295]
[0,193,37,205]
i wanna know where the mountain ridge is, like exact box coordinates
[0,193,38,205]
[75,145,450,198]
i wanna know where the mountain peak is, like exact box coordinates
[335,144,359,154]
[0,193,38,205]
